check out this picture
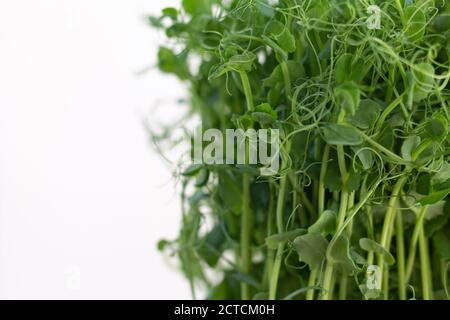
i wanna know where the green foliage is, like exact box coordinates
[293,233,328,271]
[360,238,395,266]
[150,0,450,300]
[321,124,363,146]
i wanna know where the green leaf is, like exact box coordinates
[198,224,226,267]
[347,99,381,129]
[401,136,421,161]
[377,123,395,151]
[412,62,435,102]
[352,147,374,170]
[432,229,450,260]
[432,13,450,32]
[182,164,203,176]
[359,238,395,266]
[263,61,305,88]
[266,228,306,250]
[416,173,432,195]
[328,235,358,275]
[321,123,363,146]
[432,163,450,185]
[425,201,449,236]
[308,210,337,235]
[252,103,277,125]
[157,47,190,80]
[350,248,367,265]
[264,20,296,54]
[413,139,439,165]
[334,54,366,84]
[323,161,342,192]
[359,284,382,300]
[404,6,426,42]
[293,234,328,271]
[334,81,361,115]
[418,188,450,205]
[182,0,210,15]
[347,169,362,192]
[148,16,163,28]
[217,171,242,214]
[424,114,448,141]
[162,7,178,20]
[157,239,169,251]
[194,169,210,187]
[208,52,256,80]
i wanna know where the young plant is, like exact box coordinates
[150,0,450,300]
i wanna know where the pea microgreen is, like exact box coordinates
[150,0,450,300]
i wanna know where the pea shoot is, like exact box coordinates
[150,0,450,300]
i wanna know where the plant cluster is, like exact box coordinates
[150,0,450,300]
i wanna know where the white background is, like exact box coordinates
[0,0,191,299]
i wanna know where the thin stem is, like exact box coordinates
[378,176,407,298]
[383,268,390,299]
[322,110,349,300]
[268,175,288,300]
[360,131,409,165]
[240,173,252,299]
[263,188,275,290]
[238,70,254,299]
[306,269,318,300]
[395,0,405,24]
[441,260,450,299]
[339,192,355,300]
[374,94,404,133]
[318,145,330,215]
[339,277,348,300]
[419,227,433,300]
[405,205,428,283]
[396,210,406,300]
[239,71,254,112]
[322,190,349,300]
[306,144,330,300]
[280,61,292,101]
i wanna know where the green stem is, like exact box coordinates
[395,0,405,24]
[268,175,288,300]
[239,71,254,112]
[263,188,275,291]
[396,210,406,300]
[441,260,450,299]
[306,269,318,300]
[322,190,349,300]
[280,61,292,101]
[339,277,348,300]
[240,173,252,299]
[238,70,254,299]
[322,111,349,300]
[405,205,428,283]
[339,192,355,300]
[419,227,433,300]
[360,132,409,165]
[318,145,330,215]
[383,268,390,299]
[306,144,330,300]
[378,176,407,298]
[374,94,404,133]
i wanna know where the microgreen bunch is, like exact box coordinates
[150,0,450,300]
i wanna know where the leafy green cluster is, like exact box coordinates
[150,0,450,300]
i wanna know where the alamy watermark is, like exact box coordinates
[182,127,280,176]
[366,5,381,30]
[366,265,381,290]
